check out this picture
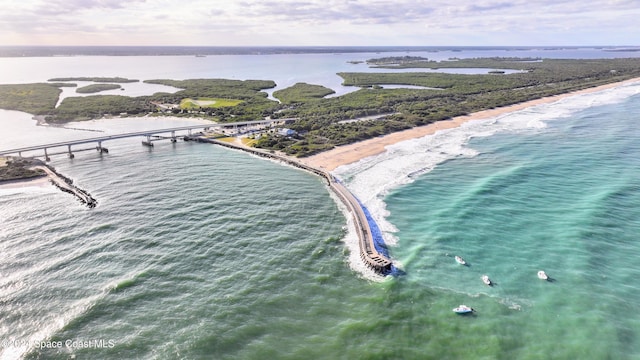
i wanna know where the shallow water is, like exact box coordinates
[2,50,640,359]
[337,83,640,359]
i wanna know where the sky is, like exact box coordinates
[1,0,638,46]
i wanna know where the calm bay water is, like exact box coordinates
[1,48,640,359]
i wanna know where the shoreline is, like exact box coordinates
[0,175,50,189]
[301,77,640,171]
[186,136,394,275]
[198,78,640,279]
[0,161,97,208]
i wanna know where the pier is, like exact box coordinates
[36,165,97,208]
[192,137,393,274]
[2,124,393,275]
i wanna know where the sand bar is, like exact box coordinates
[301,78,640,171]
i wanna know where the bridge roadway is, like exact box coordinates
[0,119,279,157]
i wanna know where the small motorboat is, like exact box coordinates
[454,256,466,265]
[537,270,549,280]
[453,305,475,314]
[481,275,493,286]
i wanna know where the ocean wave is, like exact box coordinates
[334,81,640,250]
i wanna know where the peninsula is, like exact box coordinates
[0,156,97,207]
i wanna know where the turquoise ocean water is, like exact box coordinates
[1,49,640,359]
[335,85,640,359]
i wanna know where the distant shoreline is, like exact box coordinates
[0,45,610,58]
[301,77,640,171]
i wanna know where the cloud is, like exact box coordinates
[20,0,146,16]
[1,0,639,46]
[230,0,436,24]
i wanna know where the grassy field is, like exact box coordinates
[216,136,258,146]
[240,137,258,146]
[179,97,244,109]
[216,137,236,143]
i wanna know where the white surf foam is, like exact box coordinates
[327,190,386,282]
[334,81,640,249]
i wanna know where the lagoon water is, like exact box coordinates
[2,48,640,359]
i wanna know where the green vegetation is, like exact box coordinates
[144,79,275,99]
[369,57,542,69]
[272,83,335,104]
[254,58,640,156]
[49,83,78,88]
[52,95,154,122]
[48,77,138,83]
[145,79,278,122]
[0,157,46,182]
[0,83,61,114]
[76,84,121,94]
[366,56,431,65]
[49,78,277,122]
[179,97,243,109]
[2,58,640,157]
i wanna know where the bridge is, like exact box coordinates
[1,121,394,275]
[0,119,283,160]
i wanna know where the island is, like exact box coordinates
[76,84,122,93]
[48,77,139,83]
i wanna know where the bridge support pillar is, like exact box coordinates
[44,148,50,162]
[67,145,74,159]
[142,135,154,147]
[96,141,109,153]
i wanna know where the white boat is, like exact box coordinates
[452,305,474,314]
[537,270,548,280]
[455,256,466,265]
[481,275,492,286]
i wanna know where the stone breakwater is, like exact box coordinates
[37,165,97,208]
[185,135,393,275]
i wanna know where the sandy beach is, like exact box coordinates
[301,78,640,171]
[0,175,50,189]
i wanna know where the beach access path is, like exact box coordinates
[300,77,640,171]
